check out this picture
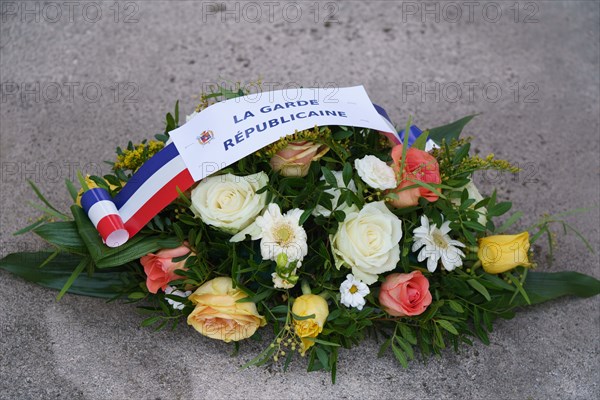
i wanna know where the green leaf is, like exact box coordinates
[467,278,492,301]
[71,204,108,261]
[411,129,430,151]
[128,292,146,300]
[65,179,79,201]
[488,202,512,217]
[56,256,90,300]
[27,201,69,221]
[315,346,329,368]
[299,208,313,225]
[27,180,69,219]
[436,319,459,335]
[33,221,88,254]
[496,211,523,234]
[13,218,47,236]
[428,114,478,145]
[506,271,531,305]
[0,252,126,298]
[304,337,341,347]
[448,300,464,313]
[394,336,415,360]
[530,271,600,299]
[399,323,418,345]
[377,337,392,357]
[342,162,353,187]
[391,342,408,368]
[321,167,338,188]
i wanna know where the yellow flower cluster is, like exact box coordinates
[113,140,164,172]
[432,138,520,180]
[75,175,121,206]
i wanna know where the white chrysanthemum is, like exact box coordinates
[313,170,358,217]
[340,274,370,311]
[255,204,308,262]
[164,286,192,310]
[354,155,397,190]
[412,215,465,272]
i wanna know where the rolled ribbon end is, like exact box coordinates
[105,228,130,248]
[80,187,129,248]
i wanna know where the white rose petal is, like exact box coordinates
[190,172,268,234]
[354,155,397,190]
[331,201,403,284]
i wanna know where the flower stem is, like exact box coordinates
[301,280,311,295]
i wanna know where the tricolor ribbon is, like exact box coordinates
[81,88,431,247]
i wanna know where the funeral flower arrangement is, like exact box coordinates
[2,84,598,381]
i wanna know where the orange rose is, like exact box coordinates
[388,145,441,208]
[269,141,329,177]
[140,244,192,294]
[379,271,432,317]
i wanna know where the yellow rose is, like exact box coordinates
[292,294,329,354]
[478,232,532,274]
[187,277,266,342]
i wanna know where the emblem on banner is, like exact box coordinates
[197,130,214,145]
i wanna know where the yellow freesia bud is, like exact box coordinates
[478,232,532,274]
[292,294,329,355]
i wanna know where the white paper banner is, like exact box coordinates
[170,85,395,181]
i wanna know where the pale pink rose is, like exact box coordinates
[379,271,432,317]
[140,244,192,294]
[269,141,329,177]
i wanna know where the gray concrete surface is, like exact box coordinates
[1,1,599,399]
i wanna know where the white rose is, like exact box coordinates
[354,155,397,190]
[450,180,487,226]
[330,201,403,284]
[190,172,268,234]
[313,170,358,218]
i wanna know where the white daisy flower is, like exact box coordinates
[255,204,308,262]
[340,274,370,311]
[164,286,192,310]
[412,215,465,272]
